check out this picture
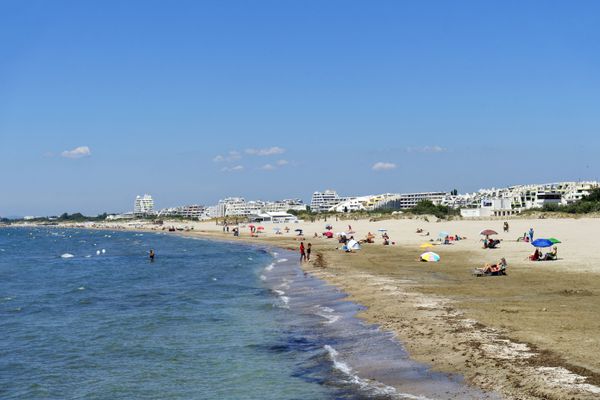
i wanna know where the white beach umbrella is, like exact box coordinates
[347,239,361,250]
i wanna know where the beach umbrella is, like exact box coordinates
[337,232,348,237]
[438,231,449,238]
[295,228,303,232]
[420,243,434,248]
[378,228,387,232]
[323,231,333,238]
[480,229,498,236]
[257,226,264,230]
[548,238,561,244]
[248,224,255,228]
[531,238,553,248]
[420,252,440,262]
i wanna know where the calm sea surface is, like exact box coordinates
[0,228,497,399]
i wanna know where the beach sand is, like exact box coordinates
[45,216,600,399]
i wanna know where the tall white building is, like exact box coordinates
[310,190,347,213]
[134,194,155,216]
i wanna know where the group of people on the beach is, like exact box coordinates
[529,246,558,261]
[299,241,312,262]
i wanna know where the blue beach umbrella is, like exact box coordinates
[438,231,449,238]
[531,238,553,248]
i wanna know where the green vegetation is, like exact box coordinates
[20,212,109,223]
[406,200,459,219]
[535,188,600,214]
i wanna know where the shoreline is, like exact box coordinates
[8,218,600,399]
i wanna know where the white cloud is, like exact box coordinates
[276,159,289,166]
[221,165,244,172]
[61,146,91,159]
[245,146,285,156]
[213,151,241,162]
[260,164,276,171]
[406,145,446,153]
[372,162,397,171]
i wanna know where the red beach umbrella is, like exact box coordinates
[480,229,498,236]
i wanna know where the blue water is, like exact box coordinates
[0,228,498,399]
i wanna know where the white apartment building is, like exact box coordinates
[375,192,449,211]
[456,181,599,217]
[209,197,307,218]
[458,181,599,218]
[263,199,307,213]
[310,190,348,213]
[134,194,155,216]
[157,204,206,219]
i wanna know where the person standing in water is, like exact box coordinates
[299,242,306,262]
[149,249,155,262]
[306,243,312,261]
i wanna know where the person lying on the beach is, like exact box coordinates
[416,228,423,233]
[474,258,507,276]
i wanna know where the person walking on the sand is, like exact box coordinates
[529,227,534,242]
[306,243,312,261]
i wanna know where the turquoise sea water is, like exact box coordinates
[0,228,497,399]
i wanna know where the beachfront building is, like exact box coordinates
[262,199,307,213]
[205,197,308,219]
[460,198,520,218]
[134,194,155,216]
[310,190,349,213]
[454,181,599,215]
[373,192,449,211]
[457,181,599,218]
[328,194,395,212]
[157,204,206,219]
[248,212,299,223]
[106,212,135,220]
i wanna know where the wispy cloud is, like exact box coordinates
[406,145,446,153]
[276,159,289,166]
[213,151,241,162]
[245,146,285,156]
[221,165,244,172]
[372,162,397,171]
[61,146,91,159]
[260,164,276,171]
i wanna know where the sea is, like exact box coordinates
[0,228,498,399]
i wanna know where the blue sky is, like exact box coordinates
[1,1,599,216]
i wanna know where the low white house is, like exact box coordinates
[460,198,521,218]
[249,212,299,223]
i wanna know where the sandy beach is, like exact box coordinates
[37,215,600,399]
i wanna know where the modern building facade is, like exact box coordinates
[310,190,348,213]
[134,194,155,216]
[374,192,449,211]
